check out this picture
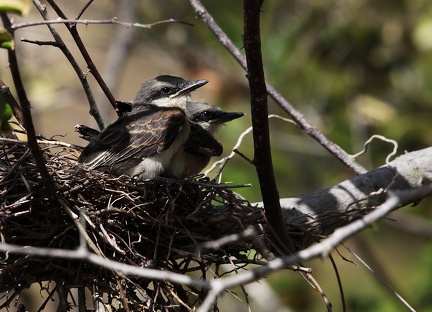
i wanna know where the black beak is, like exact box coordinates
[170,79,208,98]
[213,112,245,125]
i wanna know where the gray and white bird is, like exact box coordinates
[77,75,208,180]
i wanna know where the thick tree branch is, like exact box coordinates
[242,0,294,252]
[254,146,432,248]
[188,0,366,174]
[198,184,432,311]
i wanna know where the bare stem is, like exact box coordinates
[11,17,193,30]
[242,0,294,252]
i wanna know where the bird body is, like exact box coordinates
[78,105,190,180]
[167,124,222,177]
[166,102,244,177]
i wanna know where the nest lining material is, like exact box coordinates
[0,138,264,308]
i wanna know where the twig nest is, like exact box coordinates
[0,138,262,308]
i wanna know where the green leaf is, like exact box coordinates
[0,93,13,133]
[0,27,14,50]
[0,0,32,16]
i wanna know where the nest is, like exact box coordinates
[0,137,266,310]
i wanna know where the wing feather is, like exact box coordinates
[78,107,187,174]
[183,124,223,157]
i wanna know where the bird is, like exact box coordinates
[76,102,244,178]
[77,104,190,180]
[77,75,209,180]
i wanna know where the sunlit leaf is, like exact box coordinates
[0,93,13,133]
[0,0,32,16]
[350,94,396,126]
[413,19,432,51]
[0,27,14,50]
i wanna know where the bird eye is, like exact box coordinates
[161,86,173,94]
[201,111,213,120]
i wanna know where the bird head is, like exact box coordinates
[132,75,208,110]
[186,102,244,134]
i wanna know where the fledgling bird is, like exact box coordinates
[77,104,190,180]
[77,75,209,180]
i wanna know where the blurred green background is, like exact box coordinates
[1,0,432,311]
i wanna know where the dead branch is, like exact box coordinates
[255,146,432,248]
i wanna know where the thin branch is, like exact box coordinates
[11,17,193,30]
[20,38,58,46]
[195,227,256,254]
[301,272,332,311]
[0,242,210,288]
[78,286,86,312]
[342,244,415,312]
[31,0,105,130]
[43,0,114,127]
[0,13,57,195]
[242,0,294,252]
[329,254,346,312]
[75,0,94,19]
[350,134,398,164]
[94,0,137,122]
[188,0,366,175]
[205,114,292,179]
[43,0,191,123]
